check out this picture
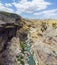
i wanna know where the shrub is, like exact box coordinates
[52,23,57,29]
[20,42,26,53]
[41,22,47,32]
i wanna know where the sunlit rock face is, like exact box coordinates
[0,11,57,65]
[28,20,57,65]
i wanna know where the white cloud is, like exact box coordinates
[34,9,57,15]
[0,2,14,13]
[5,3,12,7]
[33,9,57,19]
[43,9,57,19]
[0,0,56,19]
[12,0,51,14]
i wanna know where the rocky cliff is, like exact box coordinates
[0,11,57,65]
[0,11,28,65]
[28,20,57,65]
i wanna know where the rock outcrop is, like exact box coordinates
[0,12,24,65]
[28,20,57,65]
[1,11,57,65]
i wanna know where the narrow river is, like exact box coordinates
[26,33,35,65]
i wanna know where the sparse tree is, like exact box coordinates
[41,22,47,32]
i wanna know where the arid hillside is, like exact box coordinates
[27,19,57,65]
[0,11,57,65]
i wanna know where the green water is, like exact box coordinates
[26,43,35,65]
[28,54,35,65]
[26,33,35,65]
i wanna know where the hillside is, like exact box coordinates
[0,11,57,65]
[27,19,57,65]
[0,11,29,65]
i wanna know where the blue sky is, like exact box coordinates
[0,0,57,19]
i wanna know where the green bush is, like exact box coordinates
[20,42,26,53]
[41,22,47,32]
[52,23,57,29]
[16,55,24,65]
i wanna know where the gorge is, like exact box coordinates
[0,11,57,65]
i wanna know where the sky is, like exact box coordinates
[0,0,57,19]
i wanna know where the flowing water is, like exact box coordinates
[26,33,35,65]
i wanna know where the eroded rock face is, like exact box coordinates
[0,11,29,65]
[29,21,57,65]
[0,23,22,65]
